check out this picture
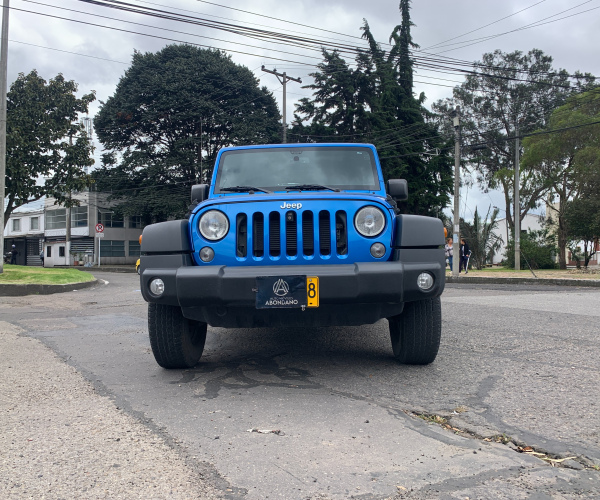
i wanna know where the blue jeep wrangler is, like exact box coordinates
[140,143,445,368]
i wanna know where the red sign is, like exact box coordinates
[95,223,104,233]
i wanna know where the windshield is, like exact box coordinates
[215,146,380,193]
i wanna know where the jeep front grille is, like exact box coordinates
[319,210,330,255]
[235,210,347,259]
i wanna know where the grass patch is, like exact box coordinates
[485,433,512,444]
[0,265,95,285]
[416,413,447,425]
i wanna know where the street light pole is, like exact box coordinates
[514,121,521,271]
[452,106,461,277]
[0,0,10,274]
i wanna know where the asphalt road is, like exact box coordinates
[2,272,599,499]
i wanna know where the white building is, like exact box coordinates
[3,198,45,266]
[44,190,143,267]
[4,190,144,268]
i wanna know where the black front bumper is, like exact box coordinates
[140,251,445,328]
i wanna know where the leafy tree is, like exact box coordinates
[94,44,281,222]
[564,188,600,269]
[461,206,503,270]
[521,89,600,268]
[433,49,595,235]
[291,1,453,217]
[4,71,95,227]
[505,228,557,270]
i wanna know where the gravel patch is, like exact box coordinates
[0,321,222,499]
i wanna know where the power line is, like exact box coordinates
[422,0,548,51]
[74,0,364,55]
[24,0,331,61]
[11,5,318,66]
[19,1,600,91]
[429,1,599,54]
[9,38,129,64]
[194,0,365,41]
[133,0,368,47]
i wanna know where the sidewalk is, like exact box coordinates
[444,268,600,288]
[0,321,221,499]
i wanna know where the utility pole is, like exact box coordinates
[0,0,9,274]
[66,133,73,266]
[514,122,520,271]
[261,66,301,143]
[452,106,461,277]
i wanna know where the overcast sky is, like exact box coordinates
[6,0,600,220]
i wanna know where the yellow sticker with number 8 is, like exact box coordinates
[306,276,319,308]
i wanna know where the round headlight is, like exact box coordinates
[355,206,385,237]
[199,210,229,241]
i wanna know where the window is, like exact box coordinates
[46,209,67,229]
[30,217,39,230]
[128,240,141,256]
[59,246,65,257]
[71,206,88,228]
[12,219,21,232]
[100,240,125,257]
[47,246,51,258]
[129,216,143,229]
[216,146,380,192]
[98,210,124,228]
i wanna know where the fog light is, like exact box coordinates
[417,273,434,290]
[199,247,215,262]
[370,242,386,258]
[149,278,165,296]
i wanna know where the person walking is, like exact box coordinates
[10,245,18,265]
[460,238,471,274]
[444,237,453,270]
[40,249,45,267]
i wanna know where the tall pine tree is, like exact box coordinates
[291,1,452,216]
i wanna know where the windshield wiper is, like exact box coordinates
[284,184,340,192]
[220,185,272,194]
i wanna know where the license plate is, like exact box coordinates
[306,276,319,308]
[256,275,319,309]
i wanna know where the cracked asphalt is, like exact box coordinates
[1,272,599,499]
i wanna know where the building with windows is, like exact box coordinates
[5,190,144,267]
[3,198,45,266]
[43,190,143,267]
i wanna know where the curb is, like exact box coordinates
[445,276,600,288]
[54,266,137,274]
[90,266,137,273]
[0,279,99,297]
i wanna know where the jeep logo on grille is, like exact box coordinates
[280,202,302,210]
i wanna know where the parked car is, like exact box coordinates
[139,143,445,368]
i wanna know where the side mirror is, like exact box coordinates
[191,184,209,203]
[387,179,408,201]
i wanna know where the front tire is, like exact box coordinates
[388,297,441,365]
[148,303,207,368]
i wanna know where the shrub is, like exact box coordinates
[505,229,557,270]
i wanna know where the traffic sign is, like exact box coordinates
[95,223,104,233]
[95,232,105,238]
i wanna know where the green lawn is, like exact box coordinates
[0,265,95,285]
